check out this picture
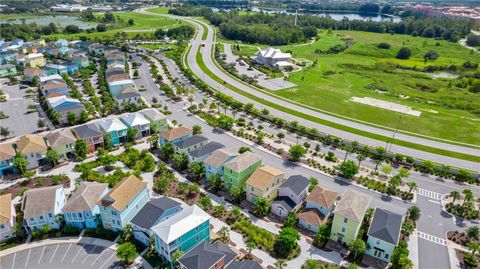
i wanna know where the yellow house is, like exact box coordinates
[246,166,285,204]
[25,53,46,68]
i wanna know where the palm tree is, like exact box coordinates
[246,241,255,258]
[407,182,417,195]
[374,159,382,172]
[462,189,474,206]
[274,259,287,269]
[467,242,480,256]
[343,145,352,162]
[450,191,461,204]
[356,154,366,167]
[218,226,230,243]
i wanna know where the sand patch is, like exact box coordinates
[351,97,422,117]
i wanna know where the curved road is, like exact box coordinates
[137,9,480,171]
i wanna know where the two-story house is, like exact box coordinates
[72,55,89,68]
[98,118,128,146]
[203,149,237,180]
[47,96,85,125]
[73,124,104,153]
[188,142,225,163]
[158,126,193,145]
[120,113,151,138]
[0,193,16,241]
[298,187,338,233]
[108,79,134,96]
[62,182,109,229]
[15,135,48,170]
[246,166,285,204]
[178,240,237,269]
[97,175,149,231]
[141,108,167,133]
[25,53,46,68]
[152,205,210,263]
[22,185,66,231]
[45,129,77,162]
[223,152,262,189]
[330,189,371,245]
[131,197,182,246]
[0,143,16,177]
[366,208,403,262]
[173,135,208,155]
[271,175,310,218]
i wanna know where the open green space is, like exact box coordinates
[230,30,480,146]
[138,43,178,58]
[46,11,182,40]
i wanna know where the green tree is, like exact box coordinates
[274,227,300,258]
[192,125,202,135]
[349,239,366,260]
[128,18,134,25]
[238,146,251,154]
[283,211,298,228]
[450,191,461,204]
[337,160,359,179]
[147,134,159,150]
[188,162,205,181]
[103,133,113,150]
[46,149,60,167]
[466,226,480,241]
[0,126,11,139]
[208,173,224,192]
[172,153,189,171]
[218,226,230,243]
[246,241,255,258]
[407,206,421,222]
[313,223,331,247]
[462,189,474,206]
[397,168,411,178]
[171,250,184,268]
[396,47,411,59]
[356,154,366,167]
[289,144,306,161]
[12,153,28,175]
[116,242,137,265]
[388,175,402,194]
[277,132,285,141]
[74,140,88,161]
[407,182,417,195]
[218,115,234,130]
[229,185,245,204]
[255,197,271,217]
[127,128,138,142]
[401,220,415,237]
[37,119,46,129]
[274,259,287,269]
[79,110,89,123]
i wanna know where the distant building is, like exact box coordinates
[73,124,104,153]
[24,53,46,68]
[98,118,128,145]
[253,47,292,69]
[141,108,167,133]
[0,64,16,77]
[120,113,151,138]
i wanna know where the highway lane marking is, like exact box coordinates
[417,231,447,246]
[11,253,16,269]
[61,243,72,262]
[50,244,59,263]
[24,248,31,267]
[38,246,46,264]
[81,245,97,264]
[416,188,442,200]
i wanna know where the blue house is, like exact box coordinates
[158,126,193,145]
[46,64,68,75]
[55,39,69,48]
[62,182,109,229]
[61,62,79,74]
[366,208,404,262]
[0,143,16,177]
[97,175,150,232]
[72,56,89,68]
[152,205,211,263]
[131,197,182,246]
[98,118,128,145]
[203,149,238,179]
[11,39,24,46]
[22,185,67,231]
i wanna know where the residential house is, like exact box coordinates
[89,44,105,55]
[22,185,67,231]
[120,113,151,138]
[24,68,47,81]
[98,118,128,145]
[73,124,104,153]
[47,96,85,124]
[298,187,338,233]
[41,80,70,96]
[61,62,79,74]
[107,79,134,96]
[11,39,24,46]
[25,53,46,68]
[152,205,211,262]
[0,51,17,63]
[365,208,403,262]
[253,47,292,69]
[62,182,109,229]
[271,175,310,218]
[72,55,89,68]
[106,52,125,64]
[0,193,15,241]
[131,197,182,246]
[188,141,224,163]
[73,41,92,51]
[223,152,262,189]
[172,135,208,155]
[330,189,371,245]
[246,166,285,204]
[39,74,63,83]
[55,39,69,48]
[46,63,68,74]
[98,175,149,231]
[0,143,16,176]
[141,108,167,133]
[158,126,193,145]
[178,241,236,269]
[203,149,237,179]
[106,72,129,83]
[114,88,143,108]
[15,135,48,169]
[45,129,77,161]
[0,64,16,77]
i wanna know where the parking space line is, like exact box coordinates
[99,252,115,269]
[38,246,46,264]
[71,243,85,263]
[11,253,16,269]
[91,249,106,266]
[81,245,97,264]
[24,248,31,268]
[50,244,59,263]
[61,244,72,263]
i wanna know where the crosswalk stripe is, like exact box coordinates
[417,231,447,246]
[416,188,442,200]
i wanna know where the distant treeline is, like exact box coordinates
[0,0,55,13]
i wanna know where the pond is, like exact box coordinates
[0,15,97,29]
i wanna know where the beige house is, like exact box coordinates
[16,135,48,169]
[0,193,16,241]
[246,165,285,204]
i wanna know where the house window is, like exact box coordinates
[112,211,117,216]
[251,186,254,191]
[343,218,348,223]
[196,226,199,231]
[40,216,44,220]
[0,224,4,229]
[30,218,34,221]
[49,213,53,218]
[385,254,389,259]
[376,240,380,245]
[341,227,345,233]
[196,235,199,241]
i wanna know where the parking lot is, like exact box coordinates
[0,80,50,137]
[0,242,121,269]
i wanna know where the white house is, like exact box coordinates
[22,185,67,231]
[253,47,292,69]
[120,113,151,138]
[0,193,16,241]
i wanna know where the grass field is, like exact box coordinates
[45,11,181,40]
[230,30,480,146]
[138,43,178,58]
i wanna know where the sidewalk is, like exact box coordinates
[408,232,419,269]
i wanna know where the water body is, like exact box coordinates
[0,15,96,29]
[212,7,401,22]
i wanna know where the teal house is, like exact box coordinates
[141,108,167,133]
[152,205,211,264]
[365,208,403,262]
[159,126,192,145]
[203,149,238,179]
[98,118,128,145]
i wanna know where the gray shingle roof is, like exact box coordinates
[62,182,108,213]
[131,197,181,230]
[22,185,63,218]
[271,196,297,211]
[368,208,403,245]
[280,175,310,195]
[46,129,77,148]
[173,135,208,149]
[178,241,236,269]
[226,260,263,269]
[74,123,103,138]
[188,142,224,158]
[203,149,238,168]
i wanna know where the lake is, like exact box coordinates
[0,15,97,29]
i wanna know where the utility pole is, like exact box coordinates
[294,9,298,27]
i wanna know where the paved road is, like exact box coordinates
[138,8,480,172]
